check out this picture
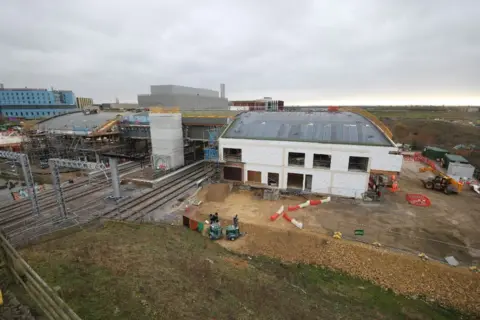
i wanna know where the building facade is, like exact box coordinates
[76,97,94,109]
[138,85,229,110]
[218,111,402,198]
[230,97,284,111]
[0,86,77,119]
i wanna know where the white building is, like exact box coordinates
[218,111,403,198]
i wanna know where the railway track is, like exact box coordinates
[0,162,142,228]
[0,162,140,215]
[102,163,211,222]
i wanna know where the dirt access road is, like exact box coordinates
[194,161,480,265]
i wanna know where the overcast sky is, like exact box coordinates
[1,0,479,105]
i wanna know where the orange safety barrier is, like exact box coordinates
[406,194,431,207]
[283,213,292,222]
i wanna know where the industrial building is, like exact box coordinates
[137,84,228,110]
[26,109,236,174]
[230,97,284,111]
[0,84,77,119]
[218,110,402,198]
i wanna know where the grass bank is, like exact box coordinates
[19,221,472,320]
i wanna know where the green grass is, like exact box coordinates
[371,110,480,121]
[18,222,473,320]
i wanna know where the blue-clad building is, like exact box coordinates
[0,85,78,120]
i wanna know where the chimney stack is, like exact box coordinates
[220,83,225,99]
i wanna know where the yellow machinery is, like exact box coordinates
[419,166,463,192]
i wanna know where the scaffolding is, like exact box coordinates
[203,126,225,178]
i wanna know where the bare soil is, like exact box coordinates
[195,161,480,264]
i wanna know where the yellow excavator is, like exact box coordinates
[419,166,463,194]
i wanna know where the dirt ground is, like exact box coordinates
[193,161,480,265]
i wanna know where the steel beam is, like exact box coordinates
[49,158,108,217]
[0,151,40,216]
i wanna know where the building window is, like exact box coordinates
[47,112,50,115]
[223,148,242,162]
[288,152,305,166]
[287,173,304,189]
[247,170,262,183]
[267,172,279,186]
[348,156,369,172]
[20,112,23,116]
[313,154,331,168]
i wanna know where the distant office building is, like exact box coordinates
[230,97,284,111]
[76,97,94,109]
[137,84,229,110]
[0,85,77,120]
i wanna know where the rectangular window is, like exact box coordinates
[288,152,305,166]
[223,148,242,162]
[313,154,331,168]
[267,172,279,186]
[287,173,304,189]
[348,156,369,172]
[247,170,262,183]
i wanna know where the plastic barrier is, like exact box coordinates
[283,213,303,229]
[288,204,300,211]
[405,194,431,207]
[309,197,331,205]
[289,197,331,210]
[270,205,285,221]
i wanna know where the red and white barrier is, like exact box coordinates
[309,197,331,205]
[283,213,303,229]
[270,205,285,221]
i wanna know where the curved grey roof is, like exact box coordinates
[35,111,133,133]
[222,111,393,146]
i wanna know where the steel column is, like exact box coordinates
[0,151,40,216]
[108,157,121,198]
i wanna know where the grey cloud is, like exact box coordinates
[0,0,479,104]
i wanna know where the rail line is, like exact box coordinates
[102,164,210,221]
[0,162,142,230]
[0,162,140,215]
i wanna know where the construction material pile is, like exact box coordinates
[223,223,480,315]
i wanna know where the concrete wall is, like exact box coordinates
[138,93,228,110]
[219,138,403,198]
[149,113,184,170]
[150,85,219,98]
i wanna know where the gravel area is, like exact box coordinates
[0,288,35,320]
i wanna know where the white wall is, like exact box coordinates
[220,138,402,198]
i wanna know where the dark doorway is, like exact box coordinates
[305,174,312,191]
[287,173,304,189]
[223,166,242,181]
